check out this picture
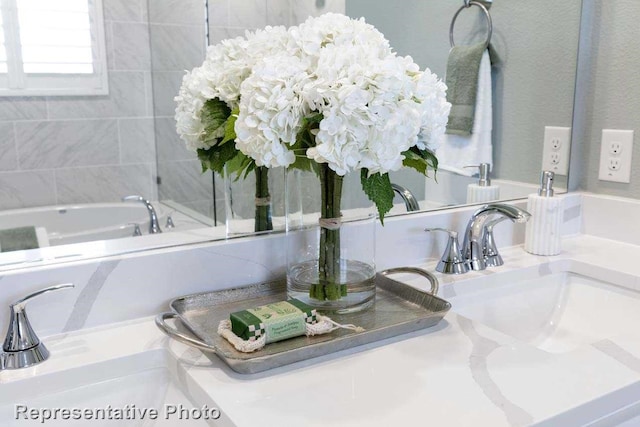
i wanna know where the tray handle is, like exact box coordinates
[381,267,439,296]
[155,312,217,353]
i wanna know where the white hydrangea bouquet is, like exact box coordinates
[175,26,293,232]
[176,13,450,304]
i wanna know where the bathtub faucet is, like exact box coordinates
[122,195,162,234]
[391,184,420,212]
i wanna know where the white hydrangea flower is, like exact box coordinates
[174,26,294,152]
[235,54,313,168]
[307,45,448,176]
[174,66,212,152]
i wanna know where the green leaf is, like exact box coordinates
[201,99,231,144]
[360,170,394,225]
[221,107,239,144]
[225,151,256,181]
[402,150,428,176]
[197,141,237,175]
[402,146,439,178]
[289,113,323,173]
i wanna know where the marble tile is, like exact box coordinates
[183,199,216,221]
[0,98,47,122]
[151,71,184,117]
[208,27,247,45]
[207,0,229,27]
[0,122,17,171]
[105,22,115,70]
[119,118,156,164]
[16,120,119,170]
[144,72,154,116]
[148,0,205,25]
[47,72,147,119]
[149,24,205,71]
[103,0,143,22]
[266,0,290,26]
[156,160,213,203]
[0,170,56,210]
[112,23,151,71]
[291,0,345,24]
[155,117,192,162]
[229,0,267,29]
[56,164,154,204]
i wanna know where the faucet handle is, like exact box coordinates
[425,228,469,274]
[4,284,74,354]
[128,223,142,236]
[482,217,510,267]
[165,212,175,229]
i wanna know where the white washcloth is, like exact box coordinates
[438,50,493,176]
[35,227,50,247]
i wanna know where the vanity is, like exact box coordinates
[0,192,640,426]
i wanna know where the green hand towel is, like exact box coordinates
[445,42,487,136]
[0,226,39,252]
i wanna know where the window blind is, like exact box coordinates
[17,0,94,74]
[0,0,108,96]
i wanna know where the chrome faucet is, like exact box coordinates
[122,195,162,234]
[1,284,74,370]
[391,184,420,212]
[462,203,531,271]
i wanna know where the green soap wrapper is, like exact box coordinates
[230,299,317,343]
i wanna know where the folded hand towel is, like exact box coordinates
[445,42,487,135]
[0,226,40,252]
[438,49,493,176]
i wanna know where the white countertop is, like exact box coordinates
[3,234,640,427]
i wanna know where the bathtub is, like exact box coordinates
[0,202,207,247]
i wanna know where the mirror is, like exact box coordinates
[0,0,583,271]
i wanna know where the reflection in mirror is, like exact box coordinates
[0,0,582,271]
[346,0,581,213]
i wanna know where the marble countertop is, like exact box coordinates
[4,234,640,427]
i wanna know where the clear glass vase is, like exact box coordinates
[285,166,376,313]
[224,166,285,237]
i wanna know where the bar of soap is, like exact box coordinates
[230,299,317,343]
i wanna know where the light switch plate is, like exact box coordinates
[541,126,571,175]
[598,129,634,183]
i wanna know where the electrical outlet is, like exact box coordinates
[609,142,622,155]
[541,126,571,175]
[598,129,634,183]
[609,158,621,171]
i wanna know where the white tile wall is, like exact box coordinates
[148,0,210,218]
[0,123,17,171]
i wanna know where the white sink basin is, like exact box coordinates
[449,271,640,353]
[0,350,216,426]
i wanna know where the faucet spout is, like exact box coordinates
[462,203,531,271]
[122,195,162,234]
[391,184,420,212]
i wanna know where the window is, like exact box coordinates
[0,0,108,97]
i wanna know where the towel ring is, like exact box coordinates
[449,1,493,49]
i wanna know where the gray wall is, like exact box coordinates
[346,0,581,188]
[0,0,156,210]
[572,0,640,197]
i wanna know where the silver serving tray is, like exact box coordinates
[156,267,451,374]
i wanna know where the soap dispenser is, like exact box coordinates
[465,163,500,203]
[524,171,563,256]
